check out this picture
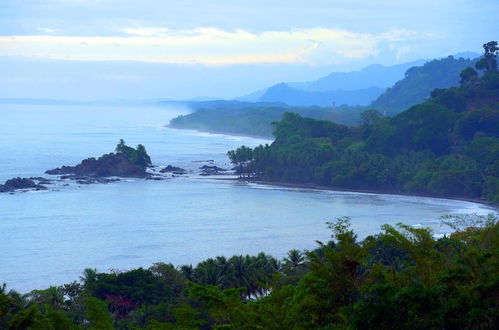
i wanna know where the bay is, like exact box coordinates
[0,104,494,293]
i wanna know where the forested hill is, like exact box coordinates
[169,55,479,137]
[371,56,477,114]
[228,65,499,202]
[258,83,384,106]
[169,104,367,138]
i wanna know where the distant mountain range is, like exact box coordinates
[235,59,427,104]
[237,52,480,108]
[289,61,425,92]
[258,83,384,107]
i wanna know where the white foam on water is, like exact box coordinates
[25,189,48,194]
[170,128,270,144]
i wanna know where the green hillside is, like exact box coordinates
[228,58,499,202]
[371,56,477,114]
[169,104,366,138]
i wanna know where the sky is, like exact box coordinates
[0,0,497,100]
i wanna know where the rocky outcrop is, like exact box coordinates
[29,177,53,185]
[199,165,228,176]
[59,175,120,184]
[0,177,47,193]
[46,153,147,178]
[146,176,168,181]
[160,165,187,175]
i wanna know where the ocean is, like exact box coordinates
[0,104,494,292]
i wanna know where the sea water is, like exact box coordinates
[0,104,495,292]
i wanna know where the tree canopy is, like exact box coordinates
[114,139,152,168]
[227,57,499,202]
[475,41,498,73]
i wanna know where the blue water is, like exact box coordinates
[0,104,495,293]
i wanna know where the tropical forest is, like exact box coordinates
[1,0,499,328]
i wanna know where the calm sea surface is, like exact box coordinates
[0,104,495,292]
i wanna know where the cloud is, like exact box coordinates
[0,27,440,65]
[119,27,170,37]
[36,27,56,34]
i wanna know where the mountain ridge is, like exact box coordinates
[259,83,384,107]
[371,55,478,114]
[236,52,479,107]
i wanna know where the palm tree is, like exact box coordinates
[194,259,226,287]
[252,253,279,297]
[115,139,126,153]
[227,146,254,177]
[229,255,257,299]
[46,286,65,310]
[284,249,305,269]
[214,256,232,289]
[80,268,98,288]
[180,265,195,281]
[3,287,27,308]
[256,252,281,275]
[27,286,65,310]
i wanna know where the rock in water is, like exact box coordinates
[46,153,147,178]
[199,165,227,171]
[199,165,228,176]
[0,177,47,192]
[159,165,187,174]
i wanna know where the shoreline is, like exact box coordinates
[169,126,498,211]
[205,177,499,212]
[166,124,273,140]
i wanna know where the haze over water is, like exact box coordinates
[0,104,494,293]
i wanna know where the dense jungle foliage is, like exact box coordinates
[228,51,499,203]
[371,55,477,114]
[1,214,498,329]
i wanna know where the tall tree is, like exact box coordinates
[475,40,498,72]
